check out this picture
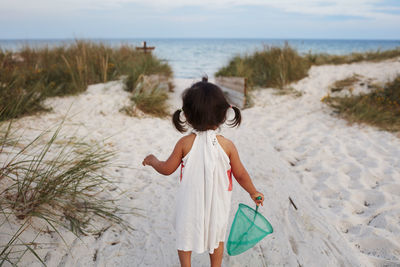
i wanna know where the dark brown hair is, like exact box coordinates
[172,77,241,132]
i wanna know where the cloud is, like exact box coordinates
[1,0,399,17]
[0,0,399,38]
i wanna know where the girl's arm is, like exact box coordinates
[142,138,184,175]
[228,140,264,206]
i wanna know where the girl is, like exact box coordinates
[142,77,264,267]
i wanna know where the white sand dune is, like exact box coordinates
[1,59,400,266]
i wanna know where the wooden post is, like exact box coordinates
[215,76,247,109]
[136,41,155,54]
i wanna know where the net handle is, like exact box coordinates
[255,196,262,213]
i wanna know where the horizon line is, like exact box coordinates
[1,37,400,41]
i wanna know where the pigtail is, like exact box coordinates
[172,109,187,133]
[227,105,242,128]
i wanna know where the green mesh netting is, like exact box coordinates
[227,203,273,256]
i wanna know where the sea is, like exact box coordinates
[1,38,400,79]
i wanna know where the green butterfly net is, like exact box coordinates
[227,203,273,256]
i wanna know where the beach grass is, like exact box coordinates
[306,48,400,65]
[273,86,303,97]
[121,83,170,117]
[131,86,169,117]
[0,40,172,121]
[322,75,400,132]
[216,43,310,88]
[216,45,400,89]
[123,56,172,93]
[330,74,362,93]
[122,54,172,116]
[0,121,131,265]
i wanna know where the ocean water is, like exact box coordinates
[1,38,400,78]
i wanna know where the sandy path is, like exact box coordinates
[2,59,400,266]
[250,59,400,265]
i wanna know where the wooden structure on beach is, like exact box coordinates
[135,41,155,54]
[215,76,247,109]
[135,74,173,92]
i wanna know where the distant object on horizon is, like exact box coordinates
[136,41,155,54]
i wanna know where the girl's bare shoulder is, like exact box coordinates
[180,133,196,158]
[216,135,234,157]
[180,133,196,143]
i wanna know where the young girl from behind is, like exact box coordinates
[143,77,264,267]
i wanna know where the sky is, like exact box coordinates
[1,0,400,39]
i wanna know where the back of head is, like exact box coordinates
[173,76,241,132]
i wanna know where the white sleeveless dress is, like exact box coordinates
[174,130,233,254]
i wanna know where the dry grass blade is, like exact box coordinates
[0,121,134,265]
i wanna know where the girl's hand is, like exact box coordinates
[142,154,157,166]
[250,191,264,206]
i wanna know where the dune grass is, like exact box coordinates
[216,43,310,89]
[123,57,172,93]
[322,75,400,132]
[121,74,172,117]
[216,45,400,89]
[0,121,131,265]
[122,57,172,117]
[0,40,172,121]
[306,48,400,66]
[130,86,169,117]
[120,85,170,118]
[330,74,362,93]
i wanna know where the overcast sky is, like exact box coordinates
[1,0,400,39]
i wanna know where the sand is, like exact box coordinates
[1,58,400,266]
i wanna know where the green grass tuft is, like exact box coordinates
[123,56,172,93]
[216,43,310,89]
[129,86,170,117]
[322,75,400,132]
